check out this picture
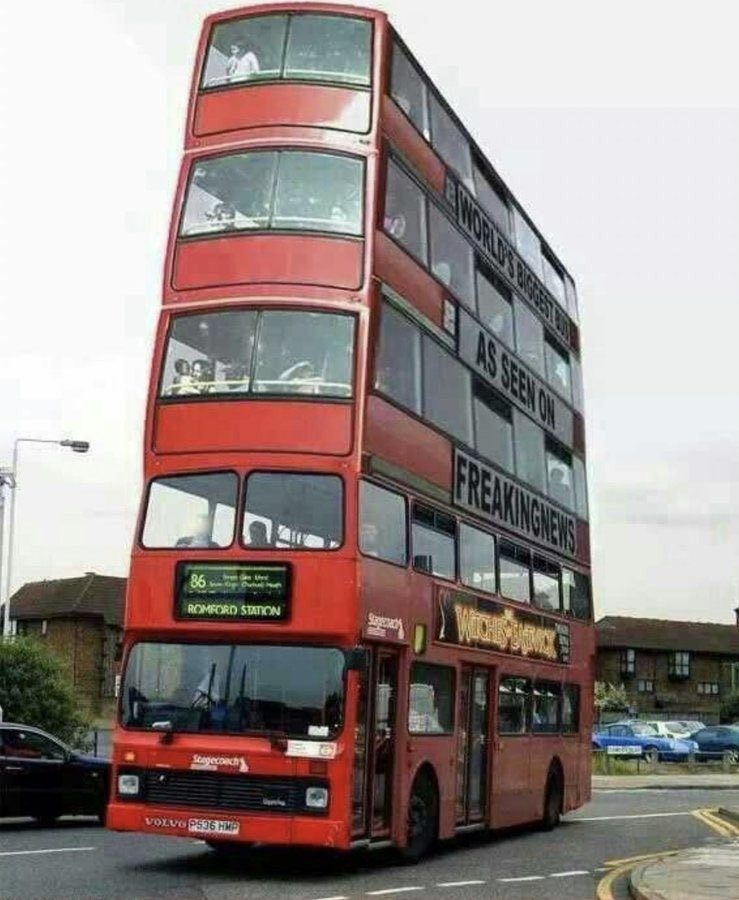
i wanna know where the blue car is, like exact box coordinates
[592,721,698,762]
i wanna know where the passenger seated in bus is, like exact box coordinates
[278,360,320,394]
[226,40,260,81]
[191,359,215,393]
[360,521,381,558]
[384,213,407,240]
[169,358,199,395]
[247,521,269,548]
[432,261,452,287]
[175,514,218,548]
[549,466,571,506]
[205,200,237,229]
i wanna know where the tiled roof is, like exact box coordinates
[9,573,126,626]
[597,615,739,656]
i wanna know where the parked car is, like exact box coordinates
[689,725,739,762]
[677,720,705,735]
[638,720,694,740]
[592,721,698,762]
[0,722,109,824]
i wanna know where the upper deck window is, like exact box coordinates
[473,165,510,236]
[542,253,566,307]
[201,14,371,90]
[390,43,429,138]
[428,204,474,307]
[141,472,237,549]
[429,93,473,190]
[181,150,363,239]
[476,268,513,348]
[160,309,354,400]
[513,209,543,279]
[384,160,427,263]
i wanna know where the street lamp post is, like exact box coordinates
[1,438,90,638]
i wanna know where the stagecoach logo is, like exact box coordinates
[366,611,405,641]
[190,754,249,773]
[437,587,568,663]
[145,816,188,829]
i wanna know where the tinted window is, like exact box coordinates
[1,729,66,761]
[283,15,371,86]
[513,209,542,279]
[533,682,560,733]
[545,336,571,402]
[563,569,591,620]
[532,557,560,612]
[499,541,530,604]
[375,302,422,414]
[476,269,513,348]
[384,160,427,262]
[408,663,455,734]
[573,456,588,520]
[428,205,474,306]
[142,473,237,549]
[390,42,429,138]
[429,93,473,189]
[562,684,580,733]
[514,298,545,376]
[412,504,455,580]
[514,410,546,492]
[498,676,530,734]
[243,472,343,549]
[473,380,513,473]
[423,336,473,444]
[359,481,406,565]
[202,15,287,87]
[473,166,509,235]
[546,443,575,511]
[460,523,496,593]
[181,150,363,238]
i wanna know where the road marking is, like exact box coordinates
[577,810,692,822]
[549,870,589,877]
[703,808,739,837]
[693,808,735,837]
[366,890,423,896]
[497,875,546,882]
[597,849,683,900]
[312,896,349,900]
[0,847,95,858]
[436,881,487,888]
[604,850,680,867]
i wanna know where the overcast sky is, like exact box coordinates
[1,0,738,622]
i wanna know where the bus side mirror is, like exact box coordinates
[345,647,369,672]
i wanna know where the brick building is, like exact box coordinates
[597,613,739,723]
[9,573,126,718]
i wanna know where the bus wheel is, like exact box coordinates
[400,773,438,863]
[541,768,563,831]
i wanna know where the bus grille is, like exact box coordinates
[142,769,327,815]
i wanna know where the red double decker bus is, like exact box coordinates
[108,2,594,860]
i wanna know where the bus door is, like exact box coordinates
[456,666,490,826]
[351,648,399,840]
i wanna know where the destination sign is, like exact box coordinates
[457,308,573,446]
[436,586,570,663]
[175,562,290,622]
[453,448,577,557]
[445,177,570,345]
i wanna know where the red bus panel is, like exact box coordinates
[154,400,354,455]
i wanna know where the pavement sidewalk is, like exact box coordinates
[593,773,739,790]
[630,840,739,899]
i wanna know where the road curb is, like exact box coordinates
[718,807,739,825]
[629,861,662,900]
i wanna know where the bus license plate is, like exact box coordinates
[188,818,240,836]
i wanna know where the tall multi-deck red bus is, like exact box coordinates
[108,3,594,860]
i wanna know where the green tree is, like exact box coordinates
[594,681,628,711]
[719,692,739,724]
[0,637,90,746]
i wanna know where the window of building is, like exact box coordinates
[544,335,572,402]
[429,93,473,189]
[459,522,496,593]
[472,164,510,236]
[541,252,566,307]
[621,648,636,677]
[562,569,591,620]
[498,676,530,734]
[697,682,720,696]
[428,204,474,307]
[669,651,691,679]
[562,684,580,733]
[571,357,585,412]
[359,481,407,565]
[565,274,579,323]
[411,503,456,580]
[243,472,343,549]
[637,679,654,693]
[513,209,542,279]
[513,409,546,493]
[390,42,429,138]
[476,268,513,348]
[514,298,545,377]
[546,441,575,511]
[384,159,428,262]
[375,302,422,414]
[573,456,588,521]
[532,682,560,734]
[473,379,514,473]
[727,662,739,693]
[181,150,363,238]
[498,541,531,604]
[532,556,560,612]
[422,336,473,444]
[142,472,238,549]
[408,663,455,734]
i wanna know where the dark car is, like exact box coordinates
[0,722,109,824]
[690,725,739,762]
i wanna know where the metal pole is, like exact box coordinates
[2,441,20,638]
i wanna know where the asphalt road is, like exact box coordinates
[0,789,734,899]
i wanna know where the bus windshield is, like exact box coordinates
[160,309,355,399]
[201,14,372,89]
[121,642,346,739]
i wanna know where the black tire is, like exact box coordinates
[725,750,739,765]
[400,774,438,863]
[541,769,563,831]
[643,747,659,765]
[34,811,61,827]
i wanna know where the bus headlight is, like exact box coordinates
[118,773,140,797]
[305,786,329,809]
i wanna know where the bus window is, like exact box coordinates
[542,253,566,307]
[532,556,560,612]
[473,164,510,236]
[390,42,429,138]
[532,681,560,734]
[573,456,588,520]
[473,379,514,474]
[498,541,531,604]
[408,663,455,734]
[476,268,513,348]
[428,204,474,307]
[546,440,575,511]
[202,15,287,88]
[375,302,422,414]
[384,160,427,263]
[514,298,545,377]
[181,150,363,239]
[141,472,237,549]
[498,676,530,734]
[359,481,407,565]
[411,504,455,580]
[243,472,343,550]
[513,410,546,493]
[513,209,543,279]
[459,523,496,594]
[562,569,591,620]
[284,15,371,86]
[544,335,571,402]
[562,684,580,733]
[428,93,473,190]
[571,357,585,412]
[422,336,473,445]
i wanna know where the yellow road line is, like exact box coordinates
[692,808,733,837]
[604,849,680,868]
[701,808,739,837]
[597,849,680,900]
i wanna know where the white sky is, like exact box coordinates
[1,0,738,622]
